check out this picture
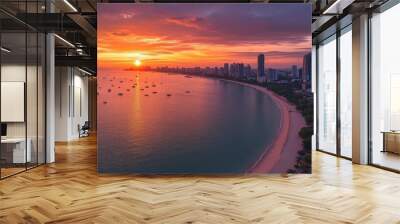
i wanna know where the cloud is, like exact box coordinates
[98,4,311,68]
[165,17,205,30]
[120,12,135,19]
[112,31,130,36]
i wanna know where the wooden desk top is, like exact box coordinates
[381,131,400,134]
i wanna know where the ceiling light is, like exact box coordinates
[323,0,355,15]
[78,67,93,76]
[63,0,78,12]
[1,47,11,53]
[323,0,341,14]
[54,34,75,48]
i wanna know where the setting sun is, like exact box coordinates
[134,59,141,67]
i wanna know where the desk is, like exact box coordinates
[382,131,400,154]
[1,138,31,163]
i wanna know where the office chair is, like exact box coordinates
[79,121,90,138]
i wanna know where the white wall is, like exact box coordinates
[1,63,46,164]
[55,66,70,141]
[73,72,89,137]
[1,64,38,138]
[55,67,89,141]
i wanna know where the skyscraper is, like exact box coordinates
[302,52,312,81]
[298,68,303,80]
[292,65,298,78]
[238,63,244,78]
[257,54,265,83]
[244,64,251,78]
[224,63,229,76]
[268,68,278,81]
[230,63,237,77]
[302,52,312,90]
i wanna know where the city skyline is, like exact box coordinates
[152,51,312,87]
[98,4,311,69]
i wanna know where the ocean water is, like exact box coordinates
[98,71,281,174]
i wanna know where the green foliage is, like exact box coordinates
[266,83,313,174]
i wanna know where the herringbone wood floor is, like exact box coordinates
[1,135,400,224]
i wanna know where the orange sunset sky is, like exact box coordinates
[98,4,311,70]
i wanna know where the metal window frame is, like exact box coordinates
[315,21,353,161]
[367,0,400,173]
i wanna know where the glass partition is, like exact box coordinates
[27,30,38,169]
[0,2,46,179]
[1,31,28,177]
[339,26,352,158]
[38,32,45,165]
[317,35,337,154]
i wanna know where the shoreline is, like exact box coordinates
[218,79,305,173]
[150,72,306,173]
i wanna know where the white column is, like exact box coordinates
[352,14,369,164]
[55,67,73,141]
[46,33,55,163]
[45,0,55,163]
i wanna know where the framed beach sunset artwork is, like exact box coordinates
[97,3,313,174]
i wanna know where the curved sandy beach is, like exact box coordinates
[224,80,306,173]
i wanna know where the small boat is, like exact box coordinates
[126,89,130,91]
[118,93,123,96]
[144,94,149,96]
[185,90,190,93]
[140,88,144,91]
[184,75,192,78]
[103,101,107,104]
[145,86,149,88]
[152,91,157,94]
[108,89,112,92]
[152,85,156,87]
[166,94,171,96]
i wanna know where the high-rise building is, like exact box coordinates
[230,63,237,77]
[302,52,312,90]
[298,68,303,80]
[291,65,298,78]
[302,52,312,81]
[238,63,244,78]
[257,54,266,83]
[268,68,278,81]
[224,63,229,76]
[244,64,251,78]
